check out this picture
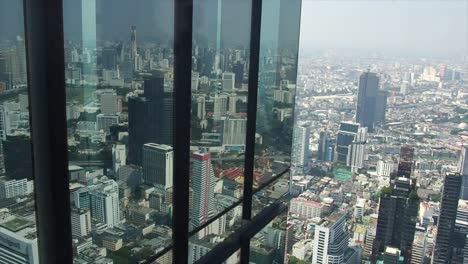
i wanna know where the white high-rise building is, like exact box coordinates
[377,160,395,177]
[112,144,126,174]
[228,94,237,114]
[290,197,323,219]
[213,95,228,120]
[222,118,246,146]
[312,212,349,264]
[347,127,367,173]
[71,208,92,238]
[197,96,206,120]
[191,151,216,238]
[191,71,199,91]
[0,178,31,199]
[222,72,235,91]
[411,231,427,264]
[363,224,376,258]
[89,177,120,228]
[458,146,468,199]
[291,125,311,172]
[142,143,173,189]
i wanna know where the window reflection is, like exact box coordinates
[0,1,38,263]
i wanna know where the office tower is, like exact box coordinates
[3,135,33,180]
[101,47,118,70]
[222,118,247,146]
[363,224,377,259]
[0,215,39,263]
[128,96,149,165]
[411,231,427,264]
[81,0,96,75]
[142,143,173,189]
[130,26,138,59]
[99,92,119,114]
[89,177,120,228]
[192,71,199,91]
[373,177,419,262]
[191,151,216,236]
[356,71,387,132]
[318,131,334,162]
[222,72,235,91]
[375,90,388,124]
[347,127,367,173]
[228,94,237,114]
[144,74,173,146]
[291,125,310,172]
[233,61,244,87]
[5,37,27,85]
[377,160,395,177]
[397,146,415,179]
[196,96,206,120]
[0,106,6,140]
[213,95,228,120]
[433,173,462,263]
[312,212,350,264]
[71,208,92,238]
[458,146,468,199]
[96,114,119,134]
[335,122,359,164]
[73,188,90,209]
[112,144,126,174]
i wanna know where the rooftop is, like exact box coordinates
[0,217,33,232]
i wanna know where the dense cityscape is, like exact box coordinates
[0,1,467,264]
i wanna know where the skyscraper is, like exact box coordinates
[222,72,235,91]
[397,146,415,179]
[128,96,150,165]
[81,0,96,75]
[458,146,468,200]
[312,212,350,264]
[144,74,173,146]
[71,208,92,238]
[142,143,173,189]
[433,173,462,264]
[335,122,366,172]
[128,73,173,165]
[356,71,387,132]
[373,177,419,262]
[130,25,137,59]
[318,131,334,162]
[291,125,311,172]
[89,177,120,228]
[191,151,216,237]
[347,127,367,173]
[222,117,247,146]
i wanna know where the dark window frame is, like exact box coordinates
[21,0,300,263]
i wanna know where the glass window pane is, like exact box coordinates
[249,210,288,264]
[0,1,38,263]
[188,205,243,263]
[189,0,251,242]
[64,0,174,262]
[254,0,301,190]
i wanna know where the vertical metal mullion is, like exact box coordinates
[241,0,263,263]
[23,0,73,263]
[173,0,193,263]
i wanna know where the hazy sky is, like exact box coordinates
[300,0,468,56]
